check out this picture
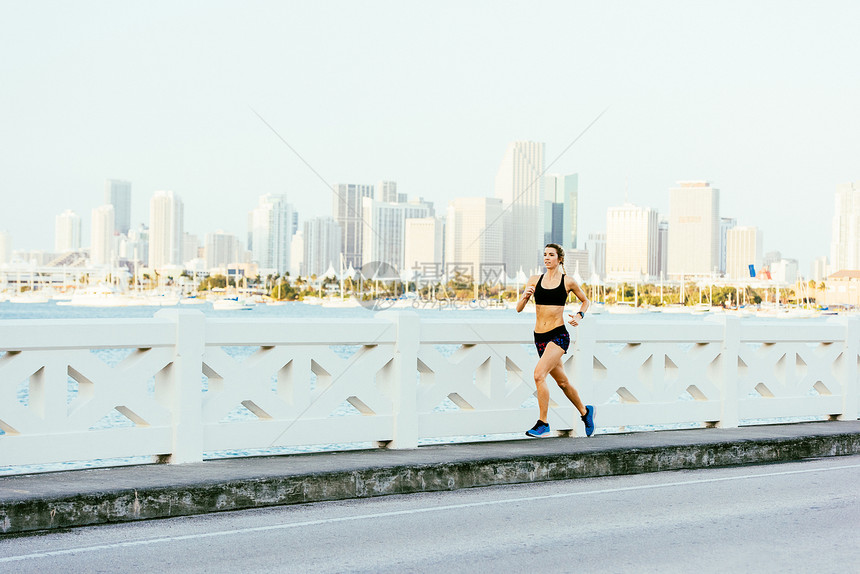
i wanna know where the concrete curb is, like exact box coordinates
[2,422,860,535]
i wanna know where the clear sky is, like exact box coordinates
[1,1,858,272]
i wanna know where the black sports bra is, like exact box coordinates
[534,273,568,306]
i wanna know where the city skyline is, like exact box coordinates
[2,2,859,272]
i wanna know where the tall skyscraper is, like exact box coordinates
[105,179,132,235]
[90,205,115,266]
[586,233,606,281]
[205,231,242,269]
[55,209,82,253]
[148,190,184,269]
[182,233,200,264]
[0,231,11,265]
[496,141,545,275]
[127,224,149,266]
[303,216,342,277]
[605,203,658,281]
[445,197,503,283]
[361,198,431,272]
[811,256,829,282]
[332,183,374,268]
[719,217,737,275]
[725,226,763,280]
[404,217,444,272]
[830,182,860,273]
[667,181,720,278]
[377,180,405,203]
[249,194,294,275]
[657,218,669,280]
[544,173,578,250]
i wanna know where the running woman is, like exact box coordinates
[516,243,595,438]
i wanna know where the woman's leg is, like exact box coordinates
[548,360,587,416]
[534,342,565,422]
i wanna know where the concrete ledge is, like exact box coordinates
[2,421,859,535]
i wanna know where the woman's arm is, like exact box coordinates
[566,276,590,324]
[516,276,539,313]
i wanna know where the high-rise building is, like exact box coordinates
[361,198,431,272]
[812,256,829,283]
[667,181,720,278]
[586,233,606,281]
[0,231,11,265]
[771,259,798,284]
[290,230,304,277]
[303,216,342,277]
[445,197,503,283]
[105,179,132,235]
[148,190,184,269]
[404,217,444,273]
[725,226,763,280]
[377,180,405,203]
[830,182,860,273]
[605,203,658,281]
[332,183,374,268]
[719,217,737,275]
[182,233,200,264]
[55,209,82,253]
[249,194,294,275]
[127,224,149,266]
[205,231,242,269]
[657,218,669,280]
[496,141,545,275]
[90,205,115,266]
[565,249,589,282]
[544,173,578,250]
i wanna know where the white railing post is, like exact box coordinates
[717,314,740,428]
[379,310,419,449]
[839,317,860,421]
[155,309,206,463]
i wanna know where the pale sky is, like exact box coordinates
[2,0,858,272]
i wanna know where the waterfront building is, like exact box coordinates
[825,270,860,305]
[830,182,860,274]
[719,217,737,275]
[586,233,606,281]
[127,224,149,267]
[249,194,293,276]
[55,209,82,253]
[405,217,445,275]
[445,197,503,284]
[0,231,11,265]
[303,216,342,278]
[657,218,669,280]
[725,226,763,280]
[361,198,431,273]
[408,196,435,217]
[148,190,184,270]
[566,249,589,281]
[290,230,304,277]
[105,179,132,235]
[496,141,545,275]
[771,259,799,284]
[90,205,115,266]
[332,183,374,269]
[667,181,720,278]
[182,233,200,265]
[205,231,242,270]
[605,203,658,282]
[544,173,578,250]
[812,256,829,283]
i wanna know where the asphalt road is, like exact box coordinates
[2,455,859,573]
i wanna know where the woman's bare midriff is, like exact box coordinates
[534,304,565,333]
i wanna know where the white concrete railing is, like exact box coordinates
[0,310,858,468]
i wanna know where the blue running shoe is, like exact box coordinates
[581,405,595,437]
[526,420,550,437]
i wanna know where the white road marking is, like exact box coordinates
[2,462,859,563]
